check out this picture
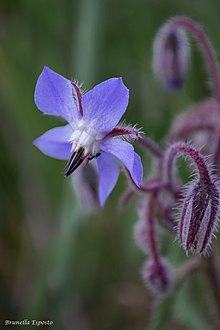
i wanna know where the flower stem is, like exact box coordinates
[175,257,203,285]
[119,189,135,209]
[212,128,220,172]
[205,253,220,320]
[163,142,211,191]
[157,198,175,228]
[172,16,220,102]
[146,192,160,264]
[137,136,162,158]
[125,169,167,194]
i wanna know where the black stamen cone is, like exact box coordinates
[64,147,85,176]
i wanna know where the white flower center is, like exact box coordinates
[69,120,101,156]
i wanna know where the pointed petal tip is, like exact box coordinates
[131,152,143,187]
[32,125,72,160]
[32,138,38,147]
[135,181,141,188]
[32,134,45,150]
[34,65,78,123]
[114,77,129,93]
[100,77,129,94]
[35,65,52,85]
[101,139,143,189]
[99,198,105,208]
[43,65,51,71]
[41,66,60,78]
[41,65,49,73]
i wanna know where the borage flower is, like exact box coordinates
[33,67,143,206]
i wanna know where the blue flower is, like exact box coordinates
[33,66,143,206]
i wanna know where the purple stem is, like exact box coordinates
[163,142,211,191]
[164,142,220,310]
[213,128,220,172]
[175,258,203,284]
[137,136,162,158]
[108,129,162,159]
[172,17,220,102]
[146,193,160,264]
[119,189,135,209]
[157,198,175,229]
[125,169,167,194]
[205,254,220,319]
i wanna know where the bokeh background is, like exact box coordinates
[1,0,220,329]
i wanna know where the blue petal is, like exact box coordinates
[33,125,72,160]
[82,78,129,135]
[96,153,119,207]
[133,152,143,186]
[101,138,142,187]
[34,66,81,124]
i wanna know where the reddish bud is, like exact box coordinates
[168,99,220,145]
[134,199,162,253]
[134,218,149,253]
[164,142,220,255]
[72,161,99,212]
[142,258,173,295]
[153,21,189,91]
[178,177,220,255]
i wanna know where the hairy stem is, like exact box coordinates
[137,136,162,158]
[172,16,220,102]
[205,253,220,320]
[163,142,211,191]
[125,169,167,194]
[175,257,203,285]
[146,193,160,264]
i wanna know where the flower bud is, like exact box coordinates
[153,21,190,91]
[168,99,220,144]
[134,201,162,254]
[72,161,99,212]
[133,202,149,253]
[141,258,173,295]
[178,177,220,255]
[163,142,220,255]
[134,218,149,253]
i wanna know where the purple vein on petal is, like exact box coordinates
[71,82,83,116]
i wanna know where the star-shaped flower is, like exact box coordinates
[33,66,143,206]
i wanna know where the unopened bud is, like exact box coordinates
[163,142,220,255]
[134,201,161,254]
[72,161,99,212]
[153,21,189,91]
[142,258,173,295]
[168,99,220,144]
[179,177,220,255]
[134,218,149,253]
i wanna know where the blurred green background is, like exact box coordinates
[1,0,220,329]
